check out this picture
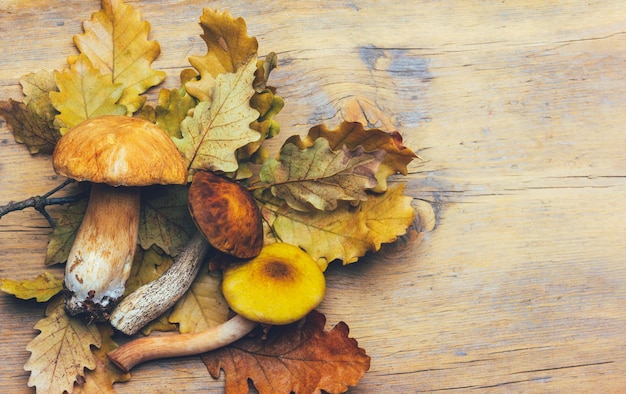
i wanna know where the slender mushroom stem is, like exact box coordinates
[64,183,140,319]
[109,232,210,335]
[108,314,257,372]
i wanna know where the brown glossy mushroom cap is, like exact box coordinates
[187,170,263,259]
[53,116,187,186]
[221,243,326,325]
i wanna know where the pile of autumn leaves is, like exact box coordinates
[0,1,422,393]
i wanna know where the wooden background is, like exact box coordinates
[1,0,625,392]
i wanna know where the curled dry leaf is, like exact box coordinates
[202,310,370,394]
[0,70,61,154]
[260,137,385,211]
[289,121,418,192]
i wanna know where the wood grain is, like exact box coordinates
[1,0,625,392]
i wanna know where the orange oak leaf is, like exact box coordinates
[186,8,258,102]
[201,310,370,394]
[288,122,418,192]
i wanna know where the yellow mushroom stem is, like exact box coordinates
[108,314,257,372]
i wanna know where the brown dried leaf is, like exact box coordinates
[0,98,61,155]
[289,122,418,192]
[202,311,370,394]
[260,138,384,211]
[25,296,102,394]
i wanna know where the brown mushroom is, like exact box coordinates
[52,115,187,319]
[109,170,263,335]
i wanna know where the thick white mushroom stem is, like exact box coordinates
[65,183,139,319]
[108,314,257,372]
[109,232,210,335]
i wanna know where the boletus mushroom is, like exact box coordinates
[109,170,264,335]
[52,115,187,319]
[108,242,326,372]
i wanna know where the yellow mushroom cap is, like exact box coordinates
[222,243,326,325]
[53,116,187,186]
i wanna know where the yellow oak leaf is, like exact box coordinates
[123,245,174,297]
[262,183,415,270]
[186,8,258,102]
[50,54,126,132]
[73,325,130,394]
[175,58,260,174]
[288,122,418,192]
[25,296,102,394]
[168,264,229,334]
[72,0,165,114]
[0,272,63,302]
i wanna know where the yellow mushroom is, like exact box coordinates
[108,243,326,372]
[222,243,326,325]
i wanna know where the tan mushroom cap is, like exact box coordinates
[53,116,187,186]
[187,170,263,259]
[222,243,326,325]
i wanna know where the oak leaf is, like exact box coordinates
[25,296,102,394]
[260,138,384,211]
[175,58,261,174]
[50,54,126,132]
[186,8,258,102]
[0,271,63,302]
[154,84,198,139]
[72,0,165,114]
[288,122,418,192]
[261,183,415,270]
[45,199,88,265]
[124,245,174,297]
[168,264,229,334]
[73,325,130,394]
[0,99,60,155]
[0,70,60,154]
[202,310,370,394]
[139,185,197,257]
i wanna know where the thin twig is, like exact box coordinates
[0,179,86,227]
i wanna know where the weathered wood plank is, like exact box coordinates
[1,1,625,392]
